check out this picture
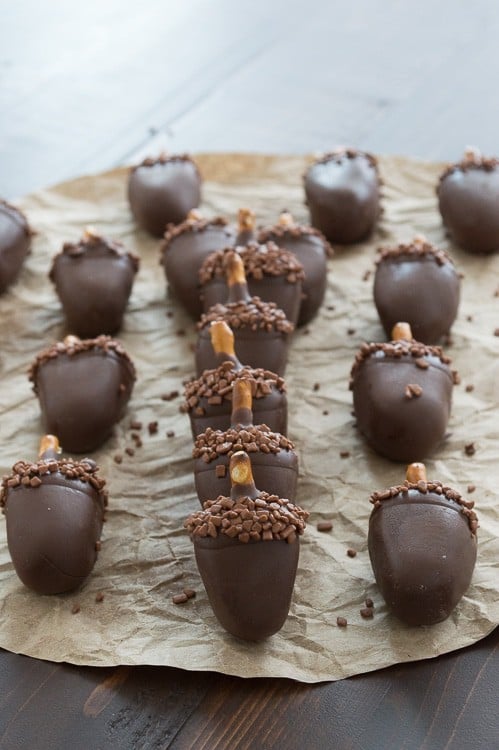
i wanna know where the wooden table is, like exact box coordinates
[1,3,498,748]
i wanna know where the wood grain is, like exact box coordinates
[2,0,499,197]
[0,629,498,749]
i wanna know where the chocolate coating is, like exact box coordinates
[29,337,136,453]
[183,361,288,438]
[350,340,456,462]
[128,154,201,237]
[1,458,107,595]
[258,219,331,326]
[374,240,461,343]
[438,153,499,254]
[161,216,236,319]
[196,299,293,376]
[0,199,31,293]
[368,484,477,625]
[304,149,381,244]
[49,231,139,338]
[194,444,299,505]
[185,463,307,641]
[193,535,300,640]
[199,242,305,326]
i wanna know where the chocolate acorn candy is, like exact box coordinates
[437,147,499,254]
[128,153,202,237]
[183,321,288,438]
[29,335,136,453]
[1,435,108,595]
[373,236,461,344]
[199,241,305,325]
[368,462,478,626]
[185,450,308,640]
[193,378,298,505]
[49,228,139,338]
[0,199,32,293]
[195,252,293,376]
[303,148,381,244]
[258,212,332,326]
[160,210,236,319]
[350,323,458,462]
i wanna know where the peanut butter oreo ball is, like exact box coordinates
[193,379,298,505]
[0,199,32,293]
[1,435,108,595]
[185,450,308,641]
[437,148,499,254]
[128,153,201,237]
[368,463,478,625]
[160,210,236,319]
[373,236,461,344]
[49,228,139,338]
[199,241,304,326]
[350,323,458,462]
[196,252,293,376]
[183,321,288,438]
[29,335,136,453]
[304,148,381,244]
[258,211,332,326]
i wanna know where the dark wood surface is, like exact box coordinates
[1,2,499,748]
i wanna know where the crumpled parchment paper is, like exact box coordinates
[0,153,497,683]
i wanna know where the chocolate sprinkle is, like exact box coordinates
[49,230,139,280]
[161,215,229,254]
[257,222,333,259]
[193,425,295,463]
[311,147,378,171]
[133,153,200,175]
[199,242,305,285]
[438,153,499,184]
[375,238,455,268]
[185,492,308,544]
[29,335,136,394]
[370,480,478,534]
[183,361,285,413]
[197,298,294,335]
[317,521,333,532]
[349,338,455,387]
[1,457,108,511]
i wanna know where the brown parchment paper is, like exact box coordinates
[0,154,498,683]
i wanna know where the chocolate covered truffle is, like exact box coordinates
[29,335,136,453]
[193,378,298,505]
[1,435,108,595]
[374,236,461,344]
[196,252,293,376]
[438,148,499,254]
[199,241,305,325]
[350,323,458,462]
[368,462,478,625]
[258,211,332,326]
[185,450,308,640]
[128,153,201,237]
[0,199,32,293]
[304,148,381,244]
[183,320,288,438]
[49,228,139,338]
[160,210,236,319]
